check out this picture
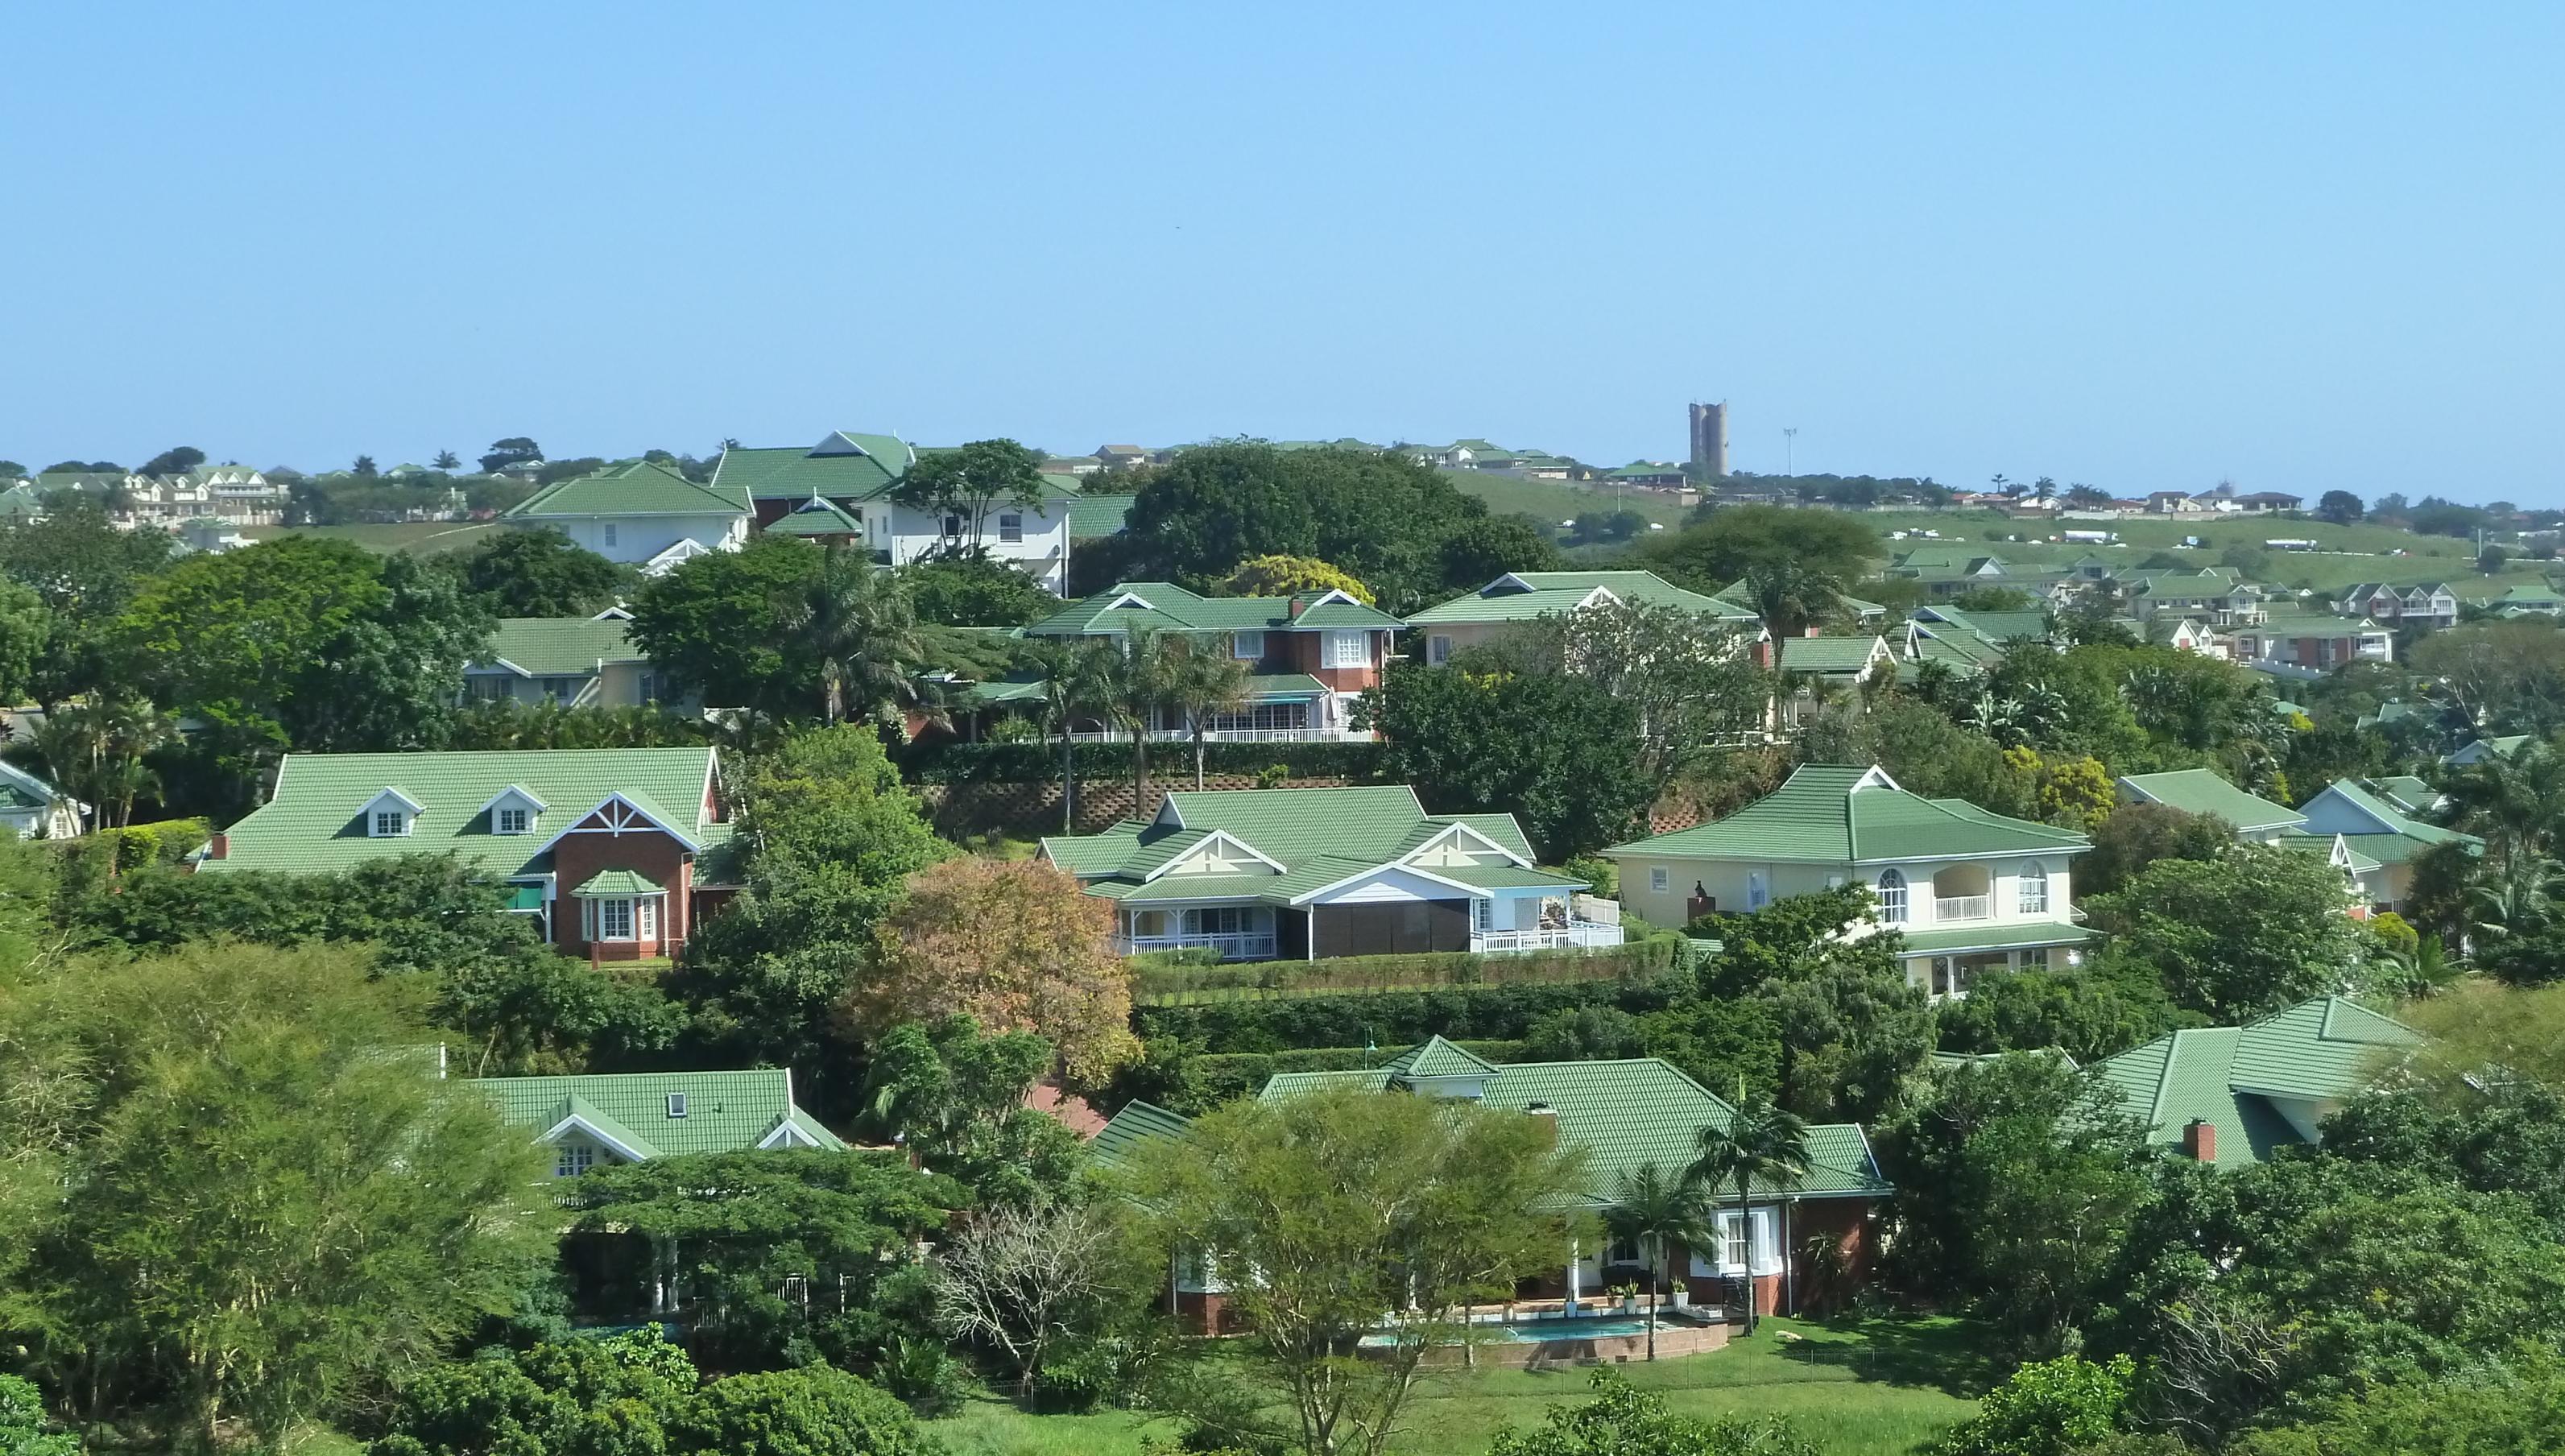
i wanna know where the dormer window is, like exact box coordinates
[361,788,424,838]
[479,785,549,837]
[496,806,531,835]
[667,1092,688,1119]
[373,809,409,838]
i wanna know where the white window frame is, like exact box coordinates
[602,523,618,548]
[1719,1211,1751,1271]
[2018,862,2050,915]
[1473,899,1493,933]
[1232,630,1266,660]
[587,897,635,941]
[637,896,659,941]
[667,1092,689,1119]
[556,1144,594,1178]
[1877,868,1907,923]
[997,512,1024,544]
[372,809,408,838]
[1326,630,1370,669]
[1427,634,1453,666]
[495,806,532,835]
[1649,867,1670,894]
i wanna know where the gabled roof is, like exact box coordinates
[1040,785,1559,908]
[473,1068,845,1159]
[506,460,751,519]
[201,747,727,879]
[1027,581,1402,636]
[1382,1035,1500,1078]
[2297,779,2480,861]
[2116,769,2306,834]
[2091,997,2419,1165]
[1405,570,1754,627]
[1915,606,2051,644]
[711,432,915,503]
[473,617,646,677]
[767,494,866,536]
[1089,1099,1193,1169]
[2443,736,2535,766]
[1777,635,1889,676]
[1603,763,2088,865]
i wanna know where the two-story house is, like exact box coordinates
[2290,778,2480,912]
[2227,608,2394,668]
[709,432,1080,593]
[2333,583,2460,631]
[1404,569,1759,665]
[463,612,681,709]
[1022,582,1403,740]
[503,461,752,574]
[1042,785,1616,962]
[1603,764,2091,999]
[198,747,740,962]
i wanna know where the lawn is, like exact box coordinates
[1444,470,1694,530]
[238,520,509,554]
[928,1315,1991,1456]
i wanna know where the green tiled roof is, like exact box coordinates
[2274,833,2384,875]
[201,747,727,879]
[1606,764,2087,865]
[472,1068,845,1159]
[711,432,913,503]
[1382,1035,1498,1078]
[0,485,42,518]
[1398,569,1754,627]
[1028,582,1402,636]
[571,867,659,898]
[1923,607,2050,643]
[480,617,645,676]
[1041,786,1559,908]
[2368,776,2441,814]
[1090,1099,1193,1168]
[2116,769,2306,833]
[1895,922,2095,956]
[1777,636,1887,676]
[2091,997,2418,1165]
[1067,493,1137,539]
[507,460,750,519]
[767,495,864,536]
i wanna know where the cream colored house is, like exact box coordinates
[1603,764,2091,999]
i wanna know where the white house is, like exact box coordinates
[1603,764,2092,1000]
[502,461,751,573]
[710,432,1078,593]
[0,761,85,839]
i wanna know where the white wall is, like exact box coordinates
[548,513,747,565]
[1613,851,2077,932]
[870,502,1070,592]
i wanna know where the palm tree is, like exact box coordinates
[1103,627,1184,813]
[1029,639,1119,832]
[773,544,936,728]
[1687,1085,1810,1338]
[2032,476,2058,507]
[1603,1163,1714,1360]
[34,697,172,831]
[1164,636,1252,790]
[1735,561,1847,643]
[2447,746,2565,877]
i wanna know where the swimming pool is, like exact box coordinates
[1359,1315,1678,1346]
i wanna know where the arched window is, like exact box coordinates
[2018,861,2050,915]
[1876,868,1908,923]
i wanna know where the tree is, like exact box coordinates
[1637,503,1883,636]
[1024,636,1119,831]
[2085,846,2365,1018]
[1934,960,2182,1063]
[1488,1368,1817,1456]
[370,1328,697,1456]
[440,527,629,616]
[137,445,205,478]
[1363,659,1653,860]
[1933,1355,2138,1456]
[432,449,461,470]
[631,534,824,712]
[480,437,543,474]
[33,695,172,829]
[0,501,171,705]
[0,1375,77,1456]
[1163,633,1251,789]
[2315,490,2364,525]
[1437,513,1563,587]
[1879,1055,2153,1350]
[0,461,25,482]
[857,1015,1085,1209]
[888,438,1047,554]
[1101,625,1182,810]
[1490,598,1767,784]
[2075,802,2234,900]
[1115,1081,1591,1456]
[351,453,379,477]
[1218,552,1376,602]
[772,544,938,728]
[2410,622,2565,734]
[0,942,548,1450]
[855,858,1138,1083]
[2227,1351,2565,1456]
[1602,1164,1713,1360]
[1687,1086,1809,1336]
[897,554,1059,627]
[668,1367,935,1456]
[929,1199,1125,1400]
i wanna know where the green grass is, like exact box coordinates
[1444,471,1693,530]
[926,1316,1988,1456]
[238,521,509,554]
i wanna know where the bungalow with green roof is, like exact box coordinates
[0,760,85,840]
[1022,582,1403,741]
[710,432,1079,590]
[1604,765,2092,1000]
[1094,1036,1889,1325]
[2493,583,2565,618]
[2115,769,2306,843]
[472,1066,843,1181]
[1404,570,1756,665]
[2444,734,2534,767]
[2290,777,2481,912]
[504,460,752,574]
[463,612,681,709]
[1040,785,1616,961]
[200,747,738,962]
[2091,997,2419,1166]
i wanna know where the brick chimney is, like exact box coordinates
[205,832,229,860]
[2180,1118,2216,1163]
[1525,1102,1558,1148]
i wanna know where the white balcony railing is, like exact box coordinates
[1934,896,1992,923]
[1115,932,1278,961]
[1472,921,1625,953]
[1064,727,1354,744]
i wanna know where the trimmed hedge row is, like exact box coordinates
[1134,976,1691,1057]
[897,738,1385,785]
[1173,1040,1529,1111]
[1131,936,1682,1005]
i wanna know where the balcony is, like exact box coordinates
[1934,896,1992,923]
[1472,920,1624,953]
[1115,931,1279,961]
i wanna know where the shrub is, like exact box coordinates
[899,738,1383,785]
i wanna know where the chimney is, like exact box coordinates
[1525,1102,1558,1148]
[206,832,229,860]
[1288,596,1305,618]
[2180,1118,2216,1163]
[1802,624,1822,638]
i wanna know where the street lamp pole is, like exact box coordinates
[1783,428,1798,481]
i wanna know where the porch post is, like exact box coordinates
[1566,1236,1582,1313]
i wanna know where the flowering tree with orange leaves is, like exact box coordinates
[854,858,1138,1083]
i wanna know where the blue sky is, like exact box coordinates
[4,3,2559,500]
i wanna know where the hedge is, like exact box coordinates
[897,738,1385,785]
[1131,936,1682,1005]
[1171,1040,1530,1112]
[1134,976,1690,1057]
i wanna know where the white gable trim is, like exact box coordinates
[1143,829,1288,881]
[538,1112,651,1164]
[1487,572,1540,596]
[528,792,703,856]
[1289,860,1487,907]
[2303,787,2397,835]
[474,656,537,679]
[476,784,552,818]
[1104,590,1156,611]
[1849,766,1901,792]
[758,1119,822,1150]
[1400,821,1530,868]
[1574,585,1622,610]
[1298,587,1364,610]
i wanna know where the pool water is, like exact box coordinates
[1360,1315,1679,1346]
